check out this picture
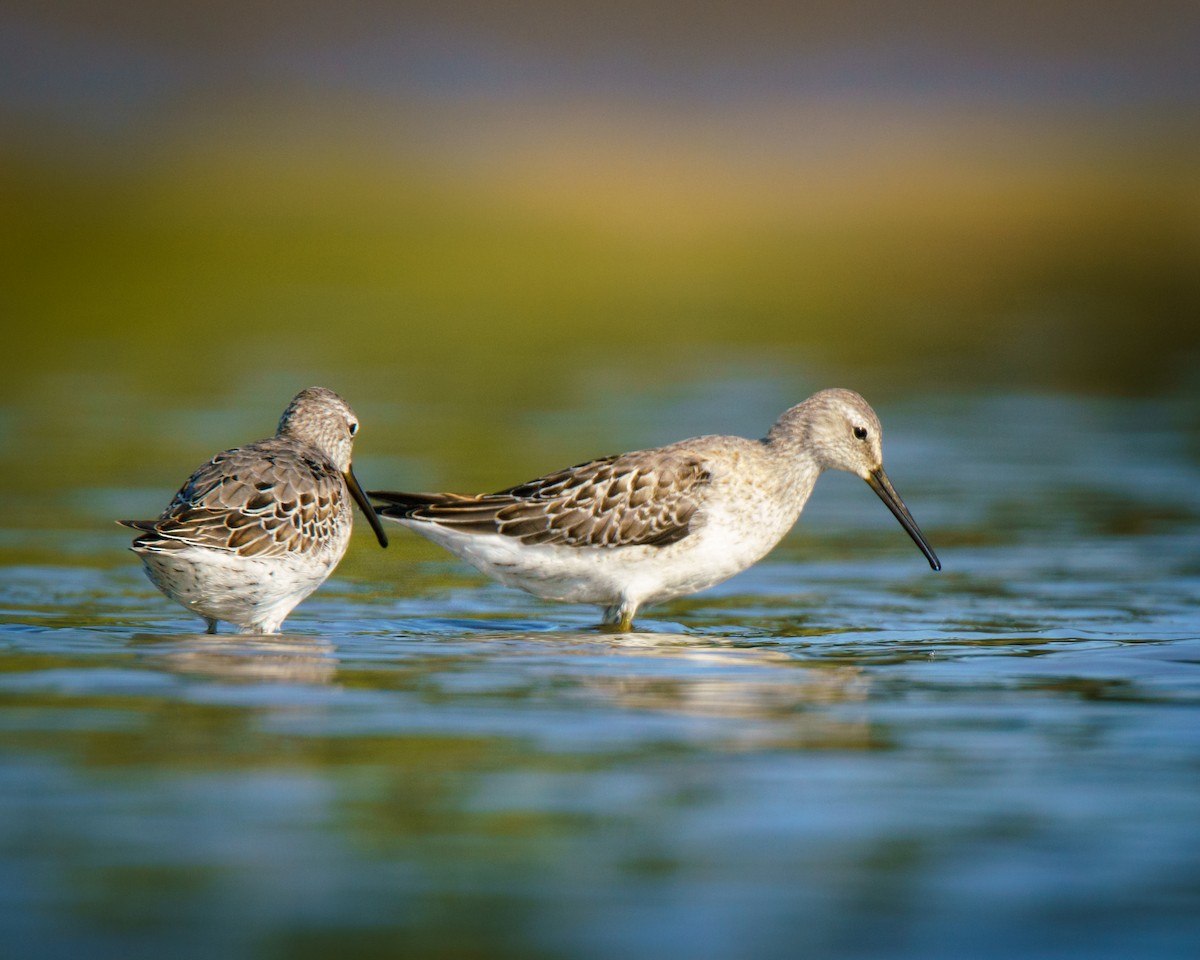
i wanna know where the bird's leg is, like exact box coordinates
[600,601,637,633]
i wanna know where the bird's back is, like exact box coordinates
[121,435,350,560]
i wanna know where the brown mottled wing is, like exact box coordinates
[372,452,711,548]
[120,438,346,557]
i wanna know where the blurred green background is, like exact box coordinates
[3,10,1200,957]
[3,1,1198,533]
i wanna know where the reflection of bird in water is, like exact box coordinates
[146,634,339,685]
[120,387,388,634]
[470,631,875,748]
[373,389,939,630]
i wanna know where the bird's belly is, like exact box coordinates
[138,547,336,627]
[637,497,801,604]
[407,514,790,608]
[454,534,633,603]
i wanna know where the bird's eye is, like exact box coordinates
[853,426,868,441]
[348,422,359,437]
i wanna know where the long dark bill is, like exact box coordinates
[345,465,389,548]
[865,468,940,571]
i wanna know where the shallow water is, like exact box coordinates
[2,383,1199,959]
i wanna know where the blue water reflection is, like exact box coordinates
[1,387,1198,959]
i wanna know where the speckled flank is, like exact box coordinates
[372,388,940,630]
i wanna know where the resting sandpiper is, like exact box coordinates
[371,388,939,630]
[120,387,388,634]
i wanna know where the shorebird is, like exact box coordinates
[371,388,939,630]
[119,387,388,634]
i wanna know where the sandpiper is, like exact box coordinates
[371,388,939,630]
[120,387,388,634]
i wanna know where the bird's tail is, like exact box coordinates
[116,519,159,531]
[368,490,478,520]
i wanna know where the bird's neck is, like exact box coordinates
[760,433,824,512]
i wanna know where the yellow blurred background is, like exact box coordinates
[3,1,1198,516]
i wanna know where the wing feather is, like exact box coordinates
[371,451,711,549]
[122,437,348,558]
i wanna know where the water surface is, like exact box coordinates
[2,382,1198,959]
